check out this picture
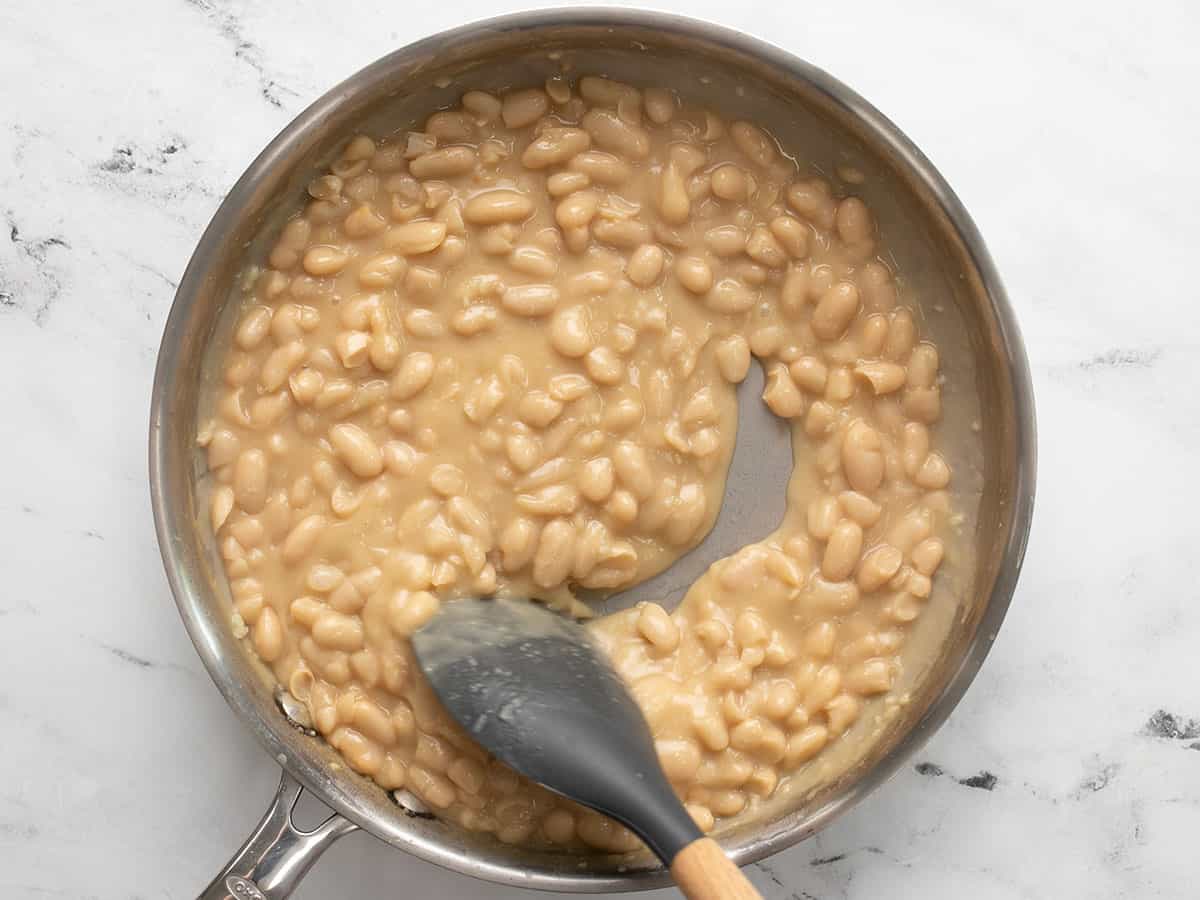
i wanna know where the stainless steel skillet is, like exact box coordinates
[149,8,1036,898]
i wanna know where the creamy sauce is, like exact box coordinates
[197,74,965,851]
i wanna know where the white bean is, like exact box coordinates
[329,424,383,478]
[384,221,447,255]
[391,352,435,399]
[627,244,664,286]
[464,189,534,225]
[501,88,550,129]
[522,127,591,169]
[842,420,885,493]
[548,305,592,358]
[501,284,559,317]
[582,108,650,158]
[532,519,576,587]
[613,441,654,499]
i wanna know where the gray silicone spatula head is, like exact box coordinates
[410,597,702,864]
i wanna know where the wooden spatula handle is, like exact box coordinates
[670,837,763,899]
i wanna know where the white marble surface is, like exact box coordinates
[2,0,1198,897]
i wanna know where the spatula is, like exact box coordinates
[411,597,763,899]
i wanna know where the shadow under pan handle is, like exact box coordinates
[199,769,358,900]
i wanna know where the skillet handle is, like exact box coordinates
[199,769,358,900]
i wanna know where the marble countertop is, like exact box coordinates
[2,1,1198,897]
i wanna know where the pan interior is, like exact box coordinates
[151,12,1030,893]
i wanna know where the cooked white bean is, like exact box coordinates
[451,305,498,336]
[905,385,942,424]
[762,365,805,418]
[429,463,466,497]
[825,366,855,403]
[713,334,751,383]
[313,611,365,652]
[508,245,558,279]
[592,217,651,248]
[675,256,713,294]
[233,449,268,514]
[543,75,571,104]
[235,307,273,351]
[885,308,917,360]
[302,246,349,277]
[358,252,407,288]
[839,491,882,527]
[706,278,756,314]
[858,544,904,592]
[252,606,283,661]
[548,305,592,358]
[555,190,600,229]
[656,163,690,225]
[335,330,370,369]
[578,75,637,107]
[547,373,590,403]
[517,390,563,427]
[282,514,327,563]
[501,283,559,317]
[786,178,837,229]
[643,86,676,123]
[584,347,624,385]
[568,150,631,185]
[666,482,707,546]
[908,344,940,388]
[464,189,534,225]
[765,218,807,263]
[822,520,864,581]
[730,121,777,167]
[329,424,383,478]
[516,484,578,516]
[855,360,906,394]
[911,537,946,577]
[626,243,664,286]
[260,341,306,393]
[847,659,892,695]
[501,88,549,129]
[461,90,501,121]
[410,146,477,179]
[425,111,472,142]
[577,457,615,503]
[746,225,786,268]
[806,495,841,541]
[836,196,874,245]
[532,519,576,587]
[403,308,444,339]
[637,603,680,653]
[613,441,654,499]
[709,164,747,201]
[547,171,590,197]
[705,224,747,257]
[842,420,885,493]
[388,589,440,636]
[915,452,951,489]
[522,127,591,169]
[499,516,539,571]
[390,352,435,399]
[582,108,650,158]
[812,282,861,340]
[384,221,447,255]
